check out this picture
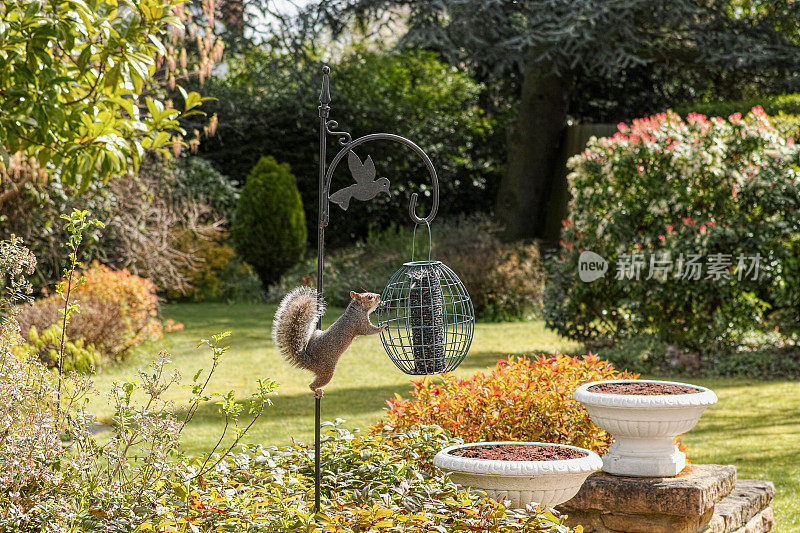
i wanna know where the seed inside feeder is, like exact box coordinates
[408,266,446,373]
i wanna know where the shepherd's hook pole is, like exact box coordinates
[311,62,441,516]
[314,65,331,517]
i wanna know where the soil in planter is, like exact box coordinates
[450,444,587,461]
[588,382,701,395]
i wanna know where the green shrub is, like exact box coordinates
[590,335,669,376]
[150,424,577,532]
[231,156,307,287]
[271,215,544,321]
[545,108,800,356]
[707,345,800,378]
[25,324,104,373]
[594,333,800,379]
[673,94,800,119]
[172,156,239,220]
[379,354,638,454]
[165,232,264,302]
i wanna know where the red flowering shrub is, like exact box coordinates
[18,263,167,369]
[378,354,638,454]
[545,108,800,355]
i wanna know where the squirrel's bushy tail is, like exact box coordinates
[272,286,324,368]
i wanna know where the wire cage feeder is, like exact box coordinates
[377,227,475,375]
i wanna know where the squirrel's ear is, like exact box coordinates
[350,291,357,300]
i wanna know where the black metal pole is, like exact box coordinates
[314,394,321,513]
[315,65,331,516]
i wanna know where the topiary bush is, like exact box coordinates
[379,354,638,454]
[17,263,166,369]
[545,108,800,356]
[231,156,307,287]
[271,215,544,321]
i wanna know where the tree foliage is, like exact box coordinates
[300,0,800,239]
[190,49,503,248]
[0,0,216,192]
[310,0,800,88]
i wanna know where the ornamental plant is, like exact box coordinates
[144,424,577,532]
[379,354,638,454]
[0,225,276,532]
[18,263,168,369]
[231,156,307,286]
[545,108,800,355]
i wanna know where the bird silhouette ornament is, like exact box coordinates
[329,151,391,210]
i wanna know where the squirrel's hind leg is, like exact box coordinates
[310,369,334,398]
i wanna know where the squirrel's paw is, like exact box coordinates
[313,387,325,398]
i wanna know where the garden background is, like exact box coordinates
[1,0,799,531]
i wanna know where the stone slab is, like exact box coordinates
[706,480,775,533]
[562,508,713,533]
[560,477,774,533]
[601,507,714,533]
[733,507,773,533]
[559,464,737,517]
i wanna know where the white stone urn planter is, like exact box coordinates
[433,441,602,509]
[573,379,717,477]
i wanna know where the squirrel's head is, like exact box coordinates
[350,291,381,312]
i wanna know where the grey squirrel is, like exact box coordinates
[272,286,386,397]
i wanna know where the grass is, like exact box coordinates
[89,302,800,531]
[679,379,800,531]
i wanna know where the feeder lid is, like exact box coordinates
[403,260,442,267]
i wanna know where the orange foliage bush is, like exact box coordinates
[379,354,638,454]
[18,263,166,368]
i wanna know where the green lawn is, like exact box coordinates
[89,302,800,531]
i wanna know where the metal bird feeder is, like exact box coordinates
[311,65,474,515]
[377,224,474,374]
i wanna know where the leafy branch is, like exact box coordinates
[55,209,103,415]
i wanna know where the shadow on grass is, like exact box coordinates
[690,406,799,437]
[459,351,512,370]
[177,383,410,423]
[459,348,588,371]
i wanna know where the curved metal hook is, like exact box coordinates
[322,133,439,226]
[325,120,352,145]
